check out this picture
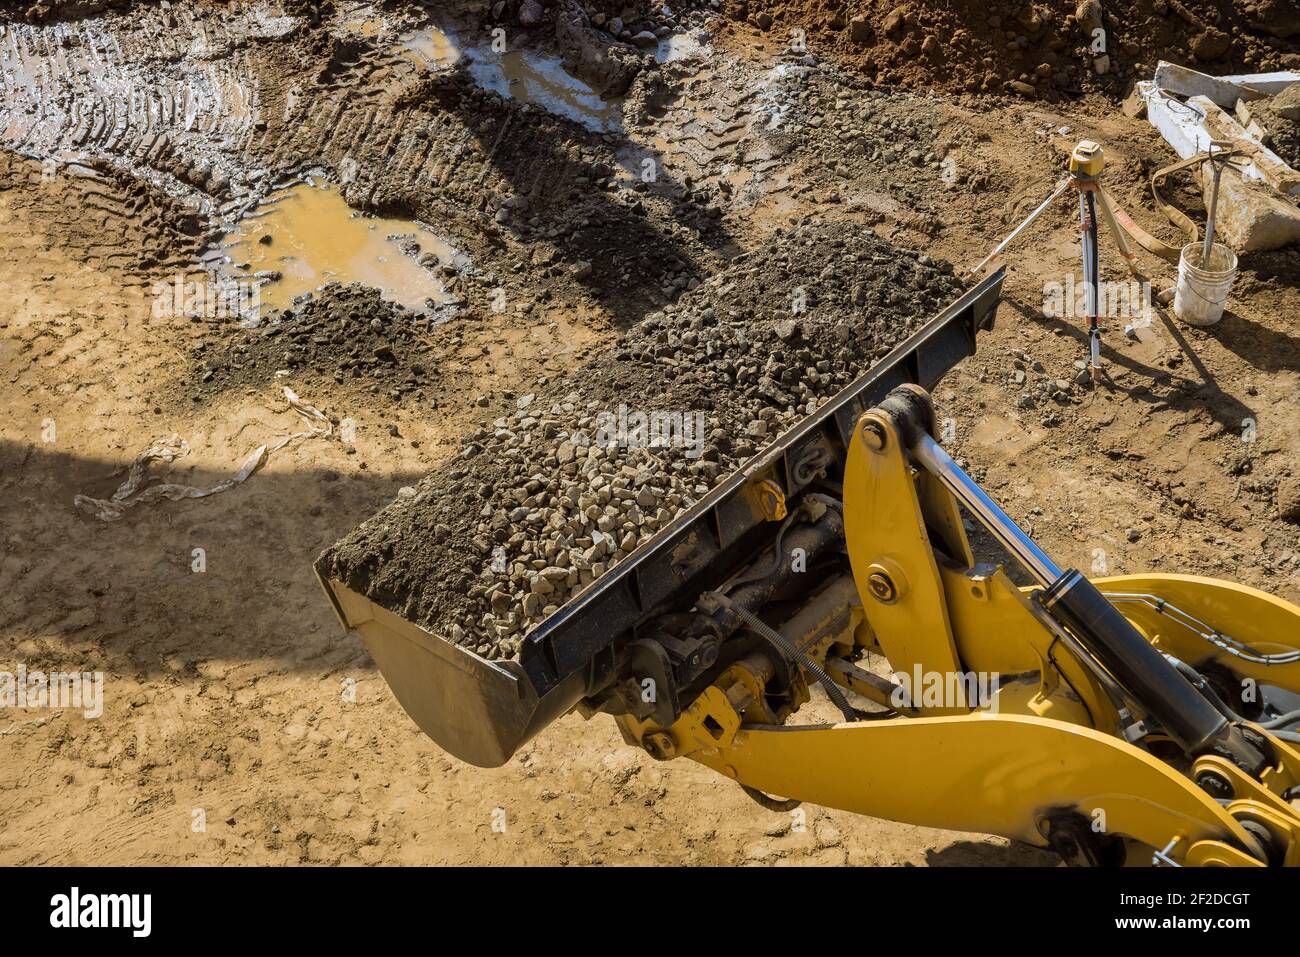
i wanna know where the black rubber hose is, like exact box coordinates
[740,784,801,812]
[713,593,858,723]
[1261,709,1300,731]
[1162,658,1300,746]
[725,496,845,594]
[724,513,796,593]
[1166,655,1244,723]
[805,493,843,512]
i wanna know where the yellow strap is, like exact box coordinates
[1148,153,1207,253]
[1104,154,1206,264]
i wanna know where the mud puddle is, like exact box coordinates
[399,24,620,133]
[215,182,460,314]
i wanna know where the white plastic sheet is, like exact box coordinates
[74,388,332,522]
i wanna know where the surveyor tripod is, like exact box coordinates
[972,141,1137,383]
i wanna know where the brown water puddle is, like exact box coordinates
[218,183,458,313]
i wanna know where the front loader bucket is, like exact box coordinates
[317,573,586,767]
[319,270,1005,767]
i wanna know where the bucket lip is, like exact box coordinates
[1179,241,1238,275]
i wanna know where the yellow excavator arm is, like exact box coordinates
[320,280,1300,867]
[616,385,1300,867]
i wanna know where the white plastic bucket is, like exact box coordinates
[1173,241,1237,327]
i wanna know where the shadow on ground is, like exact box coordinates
[926,839,1061,867]
[0,440,425,676]
[1002,295,1257,434]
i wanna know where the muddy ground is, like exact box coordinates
[729,0,1300,96]
[1,1,1298,865]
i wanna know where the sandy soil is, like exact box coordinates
[1,0,1296,865]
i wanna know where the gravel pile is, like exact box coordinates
[318,222,966,661]
[756,61,967,215]
[186,284,439,404]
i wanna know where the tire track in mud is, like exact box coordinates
[0,4,747,327]
[276,63,735,325]
[0,9,288,210]
[0,150,203,276]
[630,55,779,207]
[0,153,200,412]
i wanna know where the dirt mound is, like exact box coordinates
[181,284,441,406]
[318,222,966,660]
[723,0,1300,98]
[1252,87,1300,170]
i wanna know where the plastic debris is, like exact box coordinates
[74,388,332,521]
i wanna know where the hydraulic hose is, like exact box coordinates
[723,512,796,593]
[1163,656,1300,753]
[740,784,801,812]
[724,495,846,595]
[1164,654,1245,723]
[710,592,858,724]
[1261,709,1300,731]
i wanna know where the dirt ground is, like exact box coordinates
[1,1,1297,865]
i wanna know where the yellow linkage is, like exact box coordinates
[618,406,1300,866]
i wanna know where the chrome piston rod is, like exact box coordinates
[909,432,1062,586]
[902,419,1250,763]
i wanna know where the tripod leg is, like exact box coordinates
[1081,191,1103,383]
[969,177,1071,275]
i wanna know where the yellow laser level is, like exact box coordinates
[1069,140,1105,177]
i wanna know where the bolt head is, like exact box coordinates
[867,571,896,603]
[642,731,676,760]
[862,421,886,452]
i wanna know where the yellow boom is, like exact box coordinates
[617,386,1300,867]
